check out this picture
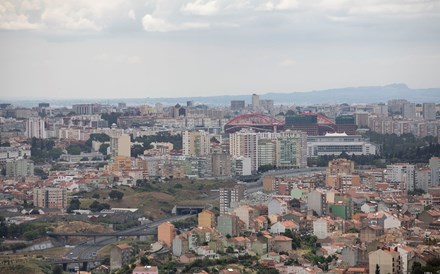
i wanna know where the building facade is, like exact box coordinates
[33,187,68,209]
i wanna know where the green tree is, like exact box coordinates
[85,133,110,147]
[89,201,110,212]
[34,168,48,179]
[66,143,90,155]
[99,143,110,155]
[131,144,144,157]
[92,193,100,199]
[411,262,423,274]
[140,256,149,266]
[52,265,63,274]
[101,113,122,127]
[109,190,124,200]
[67,198,80,213]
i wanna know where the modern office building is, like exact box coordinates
[276,130,308,168]
[307,133,376,157]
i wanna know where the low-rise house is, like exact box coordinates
[179,253,198,264]
[366,212,386,227]
[417,210,440,229]
[283,210,307,231]
[361,203,377,214]
[253,215,269,231]
[270,220,299,234]
[110,243,132,271]
[271,235,292,253]
[132,265,159,274]
[341,245,368,267]
[360,225,384,243]
[268,198,288,216]
[346,267,368,274]
[196,245,218,259]
[250,237,268,255]
[172,234,189,257]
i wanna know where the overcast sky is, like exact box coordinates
[1,0,440,99]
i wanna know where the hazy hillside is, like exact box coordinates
[2,84,439,107]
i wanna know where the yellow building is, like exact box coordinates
[326,159,359,191]
[158,222,175,248]
[105,155,132,172]
[198,209,216,228]
[326,174,361,191]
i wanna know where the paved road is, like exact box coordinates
[64,214,194,265]
[64,167,323,268]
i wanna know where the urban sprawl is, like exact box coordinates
[1,95,440,274]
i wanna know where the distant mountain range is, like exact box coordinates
[2,84,439,108]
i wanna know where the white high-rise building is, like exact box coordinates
[430,157,440,187]
[252,94,260,111]
[385,163,415,191]
[423,103,436,120]
[219,185,246,214]
[182,130,210,157]
[229,130,259,173]
[230,129,307,173]
[402,103,416,119]
[110,133,131,158]
[26,117,46,139]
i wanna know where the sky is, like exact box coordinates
[1,0,440,99]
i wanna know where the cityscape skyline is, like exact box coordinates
[1,0,440,99]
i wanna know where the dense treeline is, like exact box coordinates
[29,138,63,164]
[365,132,440,163]
[65,133,111,156]
[101,112,122,126]
[131,132,182,157]
[0,217,51,241]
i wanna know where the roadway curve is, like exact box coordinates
[64,167,324,268]
[63,214,194,269]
